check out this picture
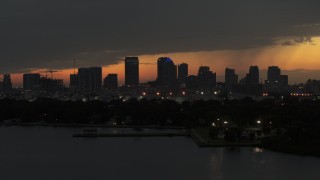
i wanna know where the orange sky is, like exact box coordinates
[7,37,320,87]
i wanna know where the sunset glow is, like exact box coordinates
[7,37,320,87]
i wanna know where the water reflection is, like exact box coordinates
[253,147,264,153]
[0,127,320,180]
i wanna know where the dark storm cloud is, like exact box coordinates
[1,0,320,73]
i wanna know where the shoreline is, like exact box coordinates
[1,123,319,157]
[190,129,262,147]
[0,122,185,129]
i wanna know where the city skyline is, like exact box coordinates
[1,1,320,86]
[3,58,320,88]
[1,1,320,179]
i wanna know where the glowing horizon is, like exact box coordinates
[6,37,320,87]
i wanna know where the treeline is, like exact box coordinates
[1,97,320,129]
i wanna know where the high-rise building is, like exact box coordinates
[39,77,64,91]
[69,74,79,90]
[268,66,281,83]
[248,66,259,85]
[280,75,288,86]
[178,63,188,84]
[265,66,288,93]
[2,74,12,91]
[78,68,90,91]
[104,74,118,90]
[125,57,139,86]
[198,66,216,89]
[306,79,320,93]
[157,57,178,89]
[23,73,40,90]
[236,66,262,95]
[225,68,238,89]
[78,67,102,92]
[186,75,199,89]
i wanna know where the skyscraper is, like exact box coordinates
[268,66,281,83]
[23,73,40,90]
[178,63,188,84]
[78,67,102,92]
[249,66,259,85]
[69,74,79,90]
[78,68,90,91]
[280,75,288,86]
[265,66,288,93]
[2,74,12,91]
[125,57,139,86]
[237,67,262,96]
[225,68,238,89]
[104,74,118,90]
[157,57,178,89]
[198,66,216,89]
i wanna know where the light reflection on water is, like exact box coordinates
[253,147,264,153]
[0,127,319,180]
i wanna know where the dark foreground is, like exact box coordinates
[1,126,320,180]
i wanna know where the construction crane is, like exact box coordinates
[39,70,60,79]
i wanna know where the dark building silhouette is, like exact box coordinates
[225,68,238,90]
[236,66,262,96]
[268,66,281,83]
[178,63,188,85]
[78,68,90,91]
[69,74,79,90]
[186,75,199,89]
[198,66,216,89]
[306,79,320,93]
[265,66,288,93]
[39,77,64,91]
[2,74,12,91]
[125,57,139,86]
[157,57,178,89]
[280,75,288,86]
[104,74,118,90]
[23,73,41,90]
[249,66,260,85]
[78,67,102,92]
